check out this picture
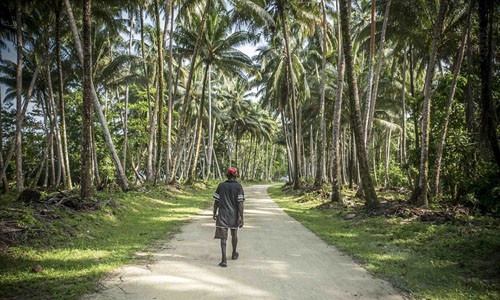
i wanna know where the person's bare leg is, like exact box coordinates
[219,239,227,267]
[231,229,239,260]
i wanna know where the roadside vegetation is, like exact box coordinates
[0,185,213,300]
[269,185,500,300]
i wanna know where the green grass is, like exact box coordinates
[0,185,213,299]
[268,185,500,300]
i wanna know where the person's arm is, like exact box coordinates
[213,200,218,220]
[238,202,244,227]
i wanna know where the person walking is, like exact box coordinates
[213,167,245,267]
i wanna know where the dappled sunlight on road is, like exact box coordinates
[83,184,404,300]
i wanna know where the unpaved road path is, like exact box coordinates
[83,184,405,300]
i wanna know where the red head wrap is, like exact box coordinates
[226,167,238,177]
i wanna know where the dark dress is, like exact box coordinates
[214,180,245,230]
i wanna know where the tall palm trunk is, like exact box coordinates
[166,0,175,182]
[56,2,72,189]
[0,58,7,192]
[331,0,344,203]
[170,0,212,182]
[478,0,500,170]
[365,0,392,146]
[15,0,24,192]
[122,8,134,174]
[280,8,300,190]
[81,0,93,200]
[206,64,214,179]
[45,31,66,187]
[410,0,448,207]
[431,5,471,198]
[139,5,154,181]
[186,64,210,185]
[64,0,128,191]
[314,0,328,188]
[363,0,376,146]
[339,0,379,208]
[0,65,40,182]
[465,28,474,132]
[400,47,412,187]
[154,0,165,181]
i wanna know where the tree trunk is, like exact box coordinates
[365,0,392,146]
[431,5,470,198]
[339,0,379,208]
[400,47,413,187]
[122,8,134,175]
[0,64,39,182]
[173,0,211,178]
[465,25,474,133]
[409,45,420,151]
[280,8,300,190]
[154,0,165,182]
[363,0,376,146]
[0,51,8,193]
[166,0,175,183]
[410,0,448,207]
[81,0,93,200]
[331,0,344,203]
[64,0,128,191]
[478,0,500,170]
[15,0,24,193]
[55,2,72,189]
[384,128,392,189]
[45,33,66,188]
[315,0,328,188]
[186,64,209,185]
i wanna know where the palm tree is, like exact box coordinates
[478,0,500,170]
[331,0,344,203]
[81,0,93,200]
[431,2,471,198]
[15,0,24,192]
[410,0,448,207]
[338,0,378,208]
[63,0,129,191]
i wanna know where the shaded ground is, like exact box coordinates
[82,184,404,300]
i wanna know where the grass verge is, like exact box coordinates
[0,185,213,299]
[268,185,500,300]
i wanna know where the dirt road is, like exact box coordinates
[83,184,404,300]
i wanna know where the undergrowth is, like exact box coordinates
[268,185,500,300]
[0,185,213,299]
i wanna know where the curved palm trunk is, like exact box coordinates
[0,64,40,182]
[363,0,376,146]
[339,0,379,208]
[410,0,448,207]
[15,0,24,192]
[64,0,128,191]
[431,5,470,198]
[365,0,392,147]
[331,0,344,203]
